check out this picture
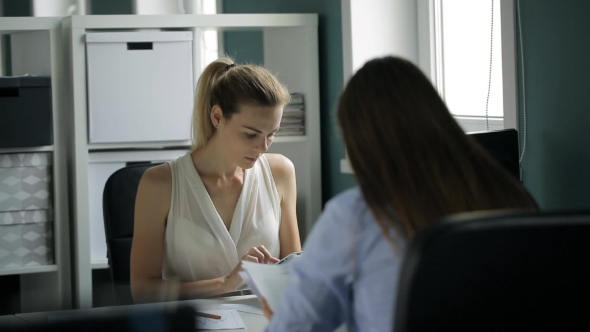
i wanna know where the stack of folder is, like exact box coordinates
[278,93,305,136]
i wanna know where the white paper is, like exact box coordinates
[219,303,264,316]
[195,309,246,330]
[240,261,292,310]
[236,282,249,291]
[238,271,260,296]
[274,251,302,266]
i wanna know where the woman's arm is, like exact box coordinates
[266,199,352,331]
[130,164,244,303]
[265,153,302,258]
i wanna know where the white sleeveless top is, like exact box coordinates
[162,152,281,282]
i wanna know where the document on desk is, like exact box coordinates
[240,260,292,310]
[219,303,264,316]
[195,309,246,330]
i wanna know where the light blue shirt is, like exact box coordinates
[267,187,405,332]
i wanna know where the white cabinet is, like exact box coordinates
[86,32,194,144]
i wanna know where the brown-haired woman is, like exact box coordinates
[130,58,302,303]
[260,56,537,331]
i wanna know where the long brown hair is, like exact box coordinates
[192,57,290,151]
[338,56,537,240]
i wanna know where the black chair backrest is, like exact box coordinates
[394,211,590,331]
[102,163,160,304]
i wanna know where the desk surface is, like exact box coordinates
[15,295,267,332]
[0,314,28,329]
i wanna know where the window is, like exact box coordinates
[439,0,503,118]
[198,0,220,69]
[426,0,517,132]
[340,0,518,173]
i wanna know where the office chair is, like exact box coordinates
[394,210,590,331]
[102,163,161,305]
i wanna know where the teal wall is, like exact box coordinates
[223,0,356,203]
[89,0,132,15]
[517,0,590,210]
[2,0,30,15]
[1,0,32,75]
[223,31,264,65]
[1,0,132,15]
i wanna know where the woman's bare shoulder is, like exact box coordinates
[137,163,173,207]
[135,163,172,220]
[141,163,172,186]
[264,153,296,186]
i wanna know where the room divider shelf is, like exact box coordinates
[63,13,321,309]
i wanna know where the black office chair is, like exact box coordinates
[394,210,590,331]
[102,163,160,305]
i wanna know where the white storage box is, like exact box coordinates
[86,31,194,144]
[0,152,54,268]
[88,149,188,268]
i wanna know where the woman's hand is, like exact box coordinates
[259,296,274,321]
[224,246,280,291]
[242,245,280,264]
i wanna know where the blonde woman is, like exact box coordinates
[130,58,301,303]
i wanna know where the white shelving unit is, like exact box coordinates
[63,14,321,308]
[0,146,54,153]
[0,17,72,312]
[0,265,58,277]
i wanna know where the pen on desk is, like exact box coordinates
[196,312,222,320]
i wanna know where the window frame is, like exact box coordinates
[418,0,519,133]
[340,0,519,173]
